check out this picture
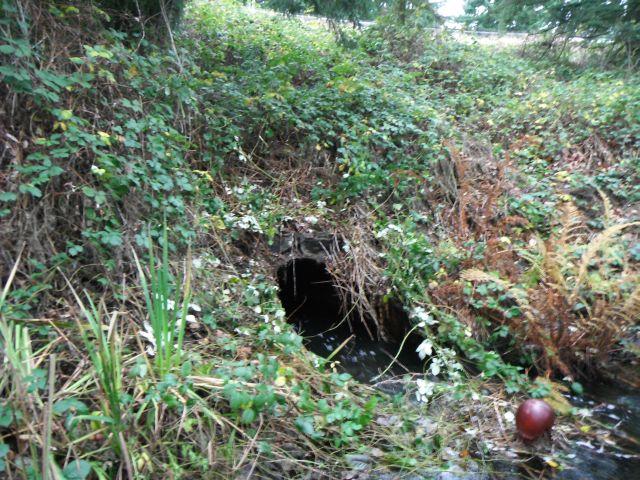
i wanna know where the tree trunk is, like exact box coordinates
[396,0,407,25]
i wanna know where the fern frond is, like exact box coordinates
[597,188,615,226]
[461,269,536,322]
[461,268,572,376]
[571,222,640,300]
[461,269,510,286]
[621,282,640,324]
[540,242,571,294]
[558,202,584,247]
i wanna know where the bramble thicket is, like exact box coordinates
[1,0,639,478]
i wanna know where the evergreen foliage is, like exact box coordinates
[463,0,640,63]
[263,0,438,25]
[262,0,378,21]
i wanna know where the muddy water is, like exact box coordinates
[277,257,423,386]
[298,324,640,479]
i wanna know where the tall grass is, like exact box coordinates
[0,250,39,402]
[65,276,136,477]
[133,225,192,377]
[66,280,136,476]
[67,288,124,433]
[0,252,53,478]
[0,317,37,396]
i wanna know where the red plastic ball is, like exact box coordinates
[515,399,555,441]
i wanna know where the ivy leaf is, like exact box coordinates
[0,443,9,472]
[18,183,42,198]
[0,192,17,202]
[0,403,19,428]
[97,131,111,145]
[128,360,148,379]
[100,230,122,247]
[53,399,88,416]
[227,388,249,411]
[241,408,256,424]
[62,460,92,480]
[295,415,317,437]
[67,243,84,257]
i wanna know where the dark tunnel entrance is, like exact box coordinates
[277,258,423,384]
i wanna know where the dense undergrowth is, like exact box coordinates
[1,0,639,478]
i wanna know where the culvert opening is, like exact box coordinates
[277,258,423,384]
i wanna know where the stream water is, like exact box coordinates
[294,309,422,385]
[302,322,640,479]
[553,383,640,479]
[277,257,422,387]
[277,258,640,479]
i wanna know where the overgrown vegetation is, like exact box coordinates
[1,0,639,478]
[464,0,640,67]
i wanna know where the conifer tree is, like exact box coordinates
[463,0,640,63]
[262,0,437,25]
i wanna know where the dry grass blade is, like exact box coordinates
[0,245,23,308]
[461,269,513,289]
[329,214,385,339]
[42,354,56,480]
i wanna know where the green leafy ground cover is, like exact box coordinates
[1,0,639,478]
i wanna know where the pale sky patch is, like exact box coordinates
[437,0,466,17]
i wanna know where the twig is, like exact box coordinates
[118,432,134,480]
[159,0,184,74]
[325,334,354,362]
[42,354,55,480]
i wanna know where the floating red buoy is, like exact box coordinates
[516,399,555,441]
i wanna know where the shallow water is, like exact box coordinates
[294,310,423,385]
[277,257,423,385]
[555,383,640,480]
[298,321,640,479]
[278,257,640,479]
